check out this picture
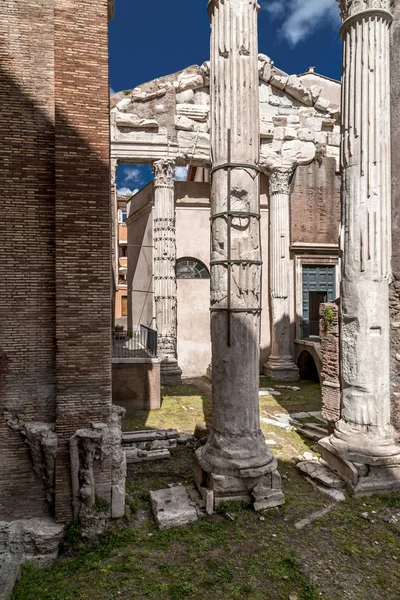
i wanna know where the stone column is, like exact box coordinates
[264,168,299,381]
[152,159,182,385]
[319,0,400,495]
[389,0,400,434]
[195,0,284,511]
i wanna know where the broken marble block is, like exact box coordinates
[297,460,345,489]
[150,486,199,530]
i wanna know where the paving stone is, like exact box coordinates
[150,487,199,530]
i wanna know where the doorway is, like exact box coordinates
[302,265,335,338]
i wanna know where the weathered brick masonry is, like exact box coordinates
[390,0,400,433]
[319,302,340,433]
[0,0,114,522]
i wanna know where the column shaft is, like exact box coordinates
[265,169,299,381]
[153,160,182,384]
[321,0,400,470]
[196,0,284,510]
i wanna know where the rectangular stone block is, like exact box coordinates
[150,487,198,530]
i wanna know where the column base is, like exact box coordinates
[314,435,400,497]
[160,358,182,386]
[194,431,285,512]
[263,357,299,381]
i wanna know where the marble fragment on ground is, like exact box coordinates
[149,486,200,530]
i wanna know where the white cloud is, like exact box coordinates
[110,87,115,95]
[262,1,285,18]
[117,187,139,197]
[122,166,144,185]
[174,165,189,181]
[261,0,340,46]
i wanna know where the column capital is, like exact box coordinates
[338,0,391,23]
[268,168,293,196]
[153,159,175,189]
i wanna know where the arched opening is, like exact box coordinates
[176,257,210,279]
[297,350,320,382]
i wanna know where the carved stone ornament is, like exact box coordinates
[338,0,391,20]
[153,159,175,188]
[268,169,292,196]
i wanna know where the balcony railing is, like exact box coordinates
[113,326,158,359]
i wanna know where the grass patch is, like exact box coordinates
[13,379,400,600]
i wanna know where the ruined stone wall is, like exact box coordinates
[390,0,400,433]
[290,158,341,246]
[0,0,115,522]
[0,0,57,520]
[319,302,341,432]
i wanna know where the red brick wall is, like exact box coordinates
[54,0,112,522]
[290,158,341,246]
[0,0,56,519]
[0,0,113,522]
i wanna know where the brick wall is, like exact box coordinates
[290,158,341,246]
[0,0,56,519]
[54,0,112,522]
[319,302,340,432]
[390,0,400,434]
[0,0,113,522]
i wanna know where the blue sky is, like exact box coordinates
[109,0,342,195]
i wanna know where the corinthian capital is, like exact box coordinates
[268,169,292,196]
[153,159,175,189]
[338,0,391,21]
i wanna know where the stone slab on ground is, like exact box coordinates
[123,429,179,444]
[125,448,171,463]
[150,486,199,529]
[294,504,336,530]
[297,460,345,489]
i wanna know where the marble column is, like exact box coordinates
[264,168,299,381]
[319,0,400,494]
[195,0,284,511]
[152,159,182,385]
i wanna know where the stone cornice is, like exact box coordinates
[153,159,175,189]
[338,0,391,21]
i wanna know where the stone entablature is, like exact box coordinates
[110,56,341,170]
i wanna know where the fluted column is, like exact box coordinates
[195,0,284,511]
[153,159,182,385]
[318,0,400,492]
[264,169,299,381]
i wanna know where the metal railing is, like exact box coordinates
[113,326,158,359]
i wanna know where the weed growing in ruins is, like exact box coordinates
[323,305,335,327]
